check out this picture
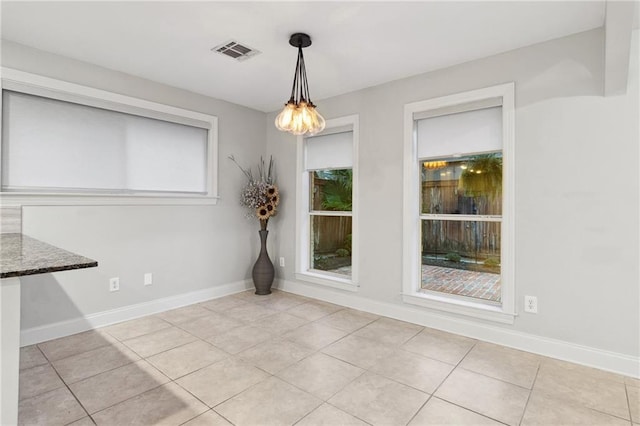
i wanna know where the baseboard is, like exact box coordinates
[275,279,640,379]
[20,279,253,346]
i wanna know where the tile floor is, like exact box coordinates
[18,289,639,426]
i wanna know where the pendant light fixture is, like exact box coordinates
[275,33,326,136]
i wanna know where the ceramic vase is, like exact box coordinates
[252,230,274,295]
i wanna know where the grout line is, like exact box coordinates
[588,406,633,423]
[87,380,168,418]
[324,401,374,425]
[626,385,634,424]
[454,365,534,391]
[529,364,632,423]
[58,358,137,386]
[432,397,511,426]
[208,370,275,409]
[65,358,175,418]
[162,354,231,382]
[102,324,174,344]
[170,370,220,411]
[47,360,92,424]
[176,409,211,426]
[517,363,540,425]
[120,333,201,361]
[208,409,237,426]
[412,340,506,424]
[432,341,516,425]
[404,340,477,425]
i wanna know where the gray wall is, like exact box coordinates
[266,28,640,358]
[1,41,267,329]
[3,27,638,362]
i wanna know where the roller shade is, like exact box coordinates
[1,90,208,193]
[417,106,502,159]
[305,130,353,170]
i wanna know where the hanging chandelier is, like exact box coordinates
[275,33,326,136]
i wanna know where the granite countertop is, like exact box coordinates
[1,233,98,279]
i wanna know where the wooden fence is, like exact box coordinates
[422,220,500,260]
[312,216,352,254]
[422,179,501,260]
[311,177,352,254]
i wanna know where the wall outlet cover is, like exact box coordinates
[109,277,120,292]
[524,295,538,313]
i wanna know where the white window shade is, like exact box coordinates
[124,117,207,192]
[2,91,208,193]
[417,106,502,159]
[305,131,353,170]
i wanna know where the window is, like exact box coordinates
[0,68,218,205]
[296,115,358,291]
[403,84,515,323]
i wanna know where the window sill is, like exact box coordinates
[295,271,359,292]
[402,291,516,324]
[0,192,220,206]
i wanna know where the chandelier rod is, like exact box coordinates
[288,46,302,103]
[300,47,310,103]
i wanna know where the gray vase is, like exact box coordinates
[252,230,274,295]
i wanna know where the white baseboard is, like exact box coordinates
[275,279,640,379]
[20,279,253,346]
[21,277,639,379]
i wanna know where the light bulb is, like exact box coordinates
[297,102,310,129]
[308,106,325,135]
[275,100,326,136]
[275,102,296,131]
[291,106,306,135]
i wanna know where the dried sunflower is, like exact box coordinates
[230,155,278,231]
[267,185,279,198]
[265,203,275,215]
[256,206,270,220]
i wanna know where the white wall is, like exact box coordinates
[267,28,639,364]
[1,41,267,330]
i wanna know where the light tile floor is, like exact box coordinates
[18,290,639,426]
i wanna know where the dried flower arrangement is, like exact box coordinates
[229,155,279,231]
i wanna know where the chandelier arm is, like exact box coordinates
[300,49,309,103]
[297,47,305,103]
[304,56,312,104]
[289,47,302,102]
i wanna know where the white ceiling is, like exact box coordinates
[1,1,609,112]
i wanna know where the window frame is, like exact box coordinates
[296,114,359,291]
[0,68,219,206]
[403,83,516,324]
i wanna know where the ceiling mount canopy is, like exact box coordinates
[289,32,312,48]
[275,32,326,136]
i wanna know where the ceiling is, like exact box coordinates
[1,1,611,112]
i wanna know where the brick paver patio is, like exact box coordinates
[327,263,501,303]
[421,265,501,302]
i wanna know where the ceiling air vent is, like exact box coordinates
[212,40,261,61]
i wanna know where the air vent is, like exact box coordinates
[212,40,261,61]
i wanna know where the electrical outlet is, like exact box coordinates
[524,295,538,313]
[109,277,120,292]
[144,273,153,286]
[279,257,285,267]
